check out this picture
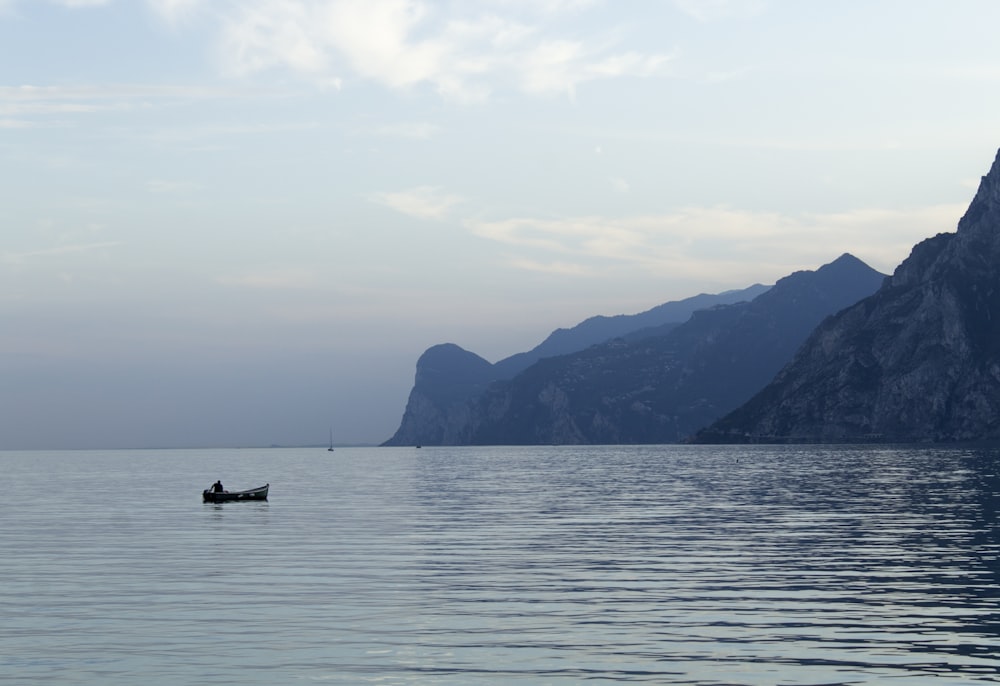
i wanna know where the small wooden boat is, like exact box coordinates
[203,483,269,503]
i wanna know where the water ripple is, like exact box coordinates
[1,445,999,684]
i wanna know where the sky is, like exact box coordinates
[3,0,1000,449]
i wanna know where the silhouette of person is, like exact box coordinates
[211,480,224,493]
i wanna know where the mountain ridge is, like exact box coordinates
[461,253,885,445]
[385,253,884,446]
[384,283,769,446]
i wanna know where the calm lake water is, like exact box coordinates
[2,444,1000,685]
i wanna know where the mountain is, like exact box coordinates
[382,344,495,446]
[385,254,885,446]
[491,284,770,378]
[460,254,885,445]
[383,284,768,446]
[697,149,1000,444]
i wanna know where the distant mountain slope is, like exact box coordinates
[462,254,885,445]
[491,284,770,378]
[698,149,1000,443]
[383,284,768,446]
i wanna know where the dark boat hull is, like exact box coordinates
[203,484,269,503]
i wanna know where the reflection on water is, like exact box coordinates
[1,445,999,684]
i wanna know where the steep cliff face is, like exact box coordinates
[699,150,1000,443]
[463,254,885,445]
[384,344,493,446]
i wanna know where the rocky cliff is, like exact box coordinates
[698,149,1000,443]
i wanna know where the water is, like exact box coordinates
[2,444,1000,685]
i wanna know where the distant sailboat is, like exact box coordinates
[328,428,335,452]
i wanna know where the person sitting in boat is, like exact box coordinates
[211,480,225,493]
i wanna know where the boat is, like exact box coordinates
[328,428,335,452]
[202,483,269,503]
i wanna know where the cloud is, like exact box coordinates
[0,0,114,12]
[319,0,444,86]
[148,0,671,100]
[55,0,112,6]
[0,84,279,128]
[371,186,463,219]
[5,2,671,101]
[1,241,122,265]
[147,0,203,25]
[466,203,965,282]
[468,215,647,260]
[0,86,155,133]
[489,0,598,13]
[517,40,670,97]
[219,2,332,76]
[0,85,125,121]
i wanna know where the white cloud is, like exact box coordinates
[157,0,671,100]
[517,39,585,95]
[8,1,671,101]
[0,84,231,100]
[220,2,331,75]
[466,203,965,281]
[55,0,112,6]
[469,215,646,259]
[320,0,442,87]
[0,84,278,128]
[372,186,463,219]
[1,242,122,265]
[147,0,204,25]
[487,0,598,13]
